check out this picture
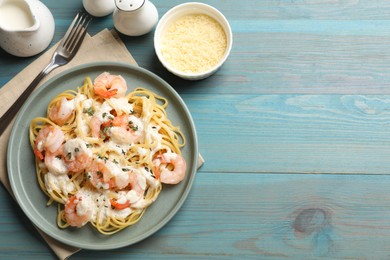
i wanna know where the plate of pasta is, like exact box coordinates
[7,62,198,250]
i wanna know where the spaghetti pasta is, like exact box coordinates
[29,72,186,235]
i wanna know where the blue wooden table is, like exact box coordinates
[2,0,390,259]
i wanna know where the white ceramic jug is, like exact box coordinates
[113,0,158,36]
[0,0,55,57]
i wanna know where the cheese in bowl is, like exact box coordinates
[154,2,233,80]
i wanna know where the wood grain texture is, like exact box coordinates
[184,94,390,174]
[3,173,390,259]
[2,0,390,259]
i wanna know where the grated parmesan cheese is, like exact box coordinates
[161,14,227,74]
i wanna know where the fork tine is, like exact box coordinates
[63,13,90,51]
[68,14,92,52]
[59,12,80,47]
[62,12,91,53]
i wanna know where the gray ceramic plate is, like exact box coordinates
[7,62,198,250]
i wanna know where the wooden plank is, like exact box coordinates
[0,188,55,259]
[155,0,390,20]
[181,94,390,174]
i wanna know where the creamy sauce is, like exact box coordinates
[109,97,134,113]
[44,172,75,195]
[46,156,68,175]
[0,2,35,30]
[63,138,92,160]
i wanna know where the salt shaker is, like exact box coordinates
[113,0,158,36]
[82,0,116,17]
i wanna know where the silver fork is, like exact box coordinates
[0,11,92,136]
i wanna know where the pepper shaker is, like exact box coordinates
[113,0,158,36]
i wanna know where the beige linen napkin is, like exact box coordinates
[0,29,204,259]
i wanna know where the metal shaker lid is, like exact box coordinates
[115,0,145,12]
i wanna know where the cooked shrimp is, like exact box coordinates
[89,116,102,138]
[86,160,114,189]
[64,194,93,228]
[87,160,116,189]
[63,138,92,173]
[88,101,115,138]
[154,152,186,184]
[128,171,146,195]
[110,173,146,209]
[109,115,143,144]
[93,72,127,98]
[109,127,137,144]
[110,199,130,210]
[48,97,75,126]
[34,125,65,161]
[44,147,69,175]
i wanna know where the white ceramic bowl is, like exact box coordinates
[154,2,233,80]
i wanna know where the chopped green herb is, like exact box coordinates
[74,147,79,153]
[128,121,138,131]
[83,107,94,116]
[113,159,118,164]
[99,130,106,139]
[100,126,110,139]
